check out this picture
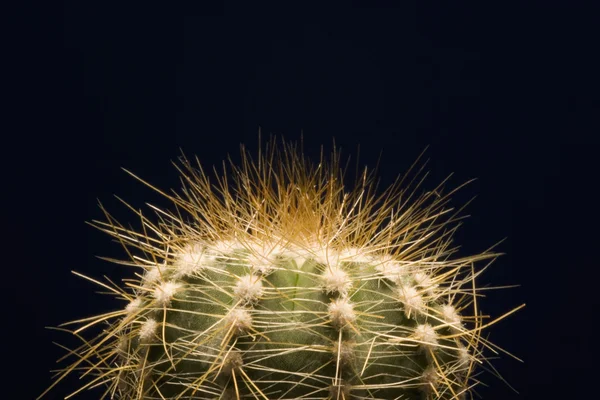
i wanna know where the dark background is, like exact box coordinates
[8,2,598,399]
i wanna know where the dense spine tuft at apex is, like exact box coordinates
[40,138,523,400]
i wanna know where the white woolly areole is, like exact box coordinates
[294,241,340,267]
[414,324,438,349]
[441,304,462,330]
[457,345,471,367]
[117,333,129,357]
[328,380,352,399]
[245,254,274,275]
[312,246,340,266]
[173,242,211,278]
[153,281,182,306]
[139,318,158,342]
[246,242,287,275]
[328,298,356,330]
[420,366,440,392]
[413,271,438,297]
[338,247,373,264]
[374,255,408,282]
[226,307,253,334]
[204,239,239,260]
[125,298,143,315]
[142,265,163,287]
[234,274,264,304]
[270,243,308,268]
[283,245,310,269]
[221,350,244,375]
[321,265,352,295]
[397,285,424,318]
[332,340,355,365]
[213,239,238,252]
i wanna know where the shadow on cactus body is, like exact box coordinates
[40,138,523,399]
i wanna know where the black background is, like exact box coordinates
[8,2,599,399]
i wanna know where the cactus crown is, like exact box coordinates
[41,138,522,399]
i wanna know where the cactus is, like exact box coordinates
[40,138,522,399]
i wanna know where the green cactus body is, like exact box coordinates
[41,140,520,400]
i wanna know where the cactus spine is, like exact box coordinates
[41,139,522,399]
